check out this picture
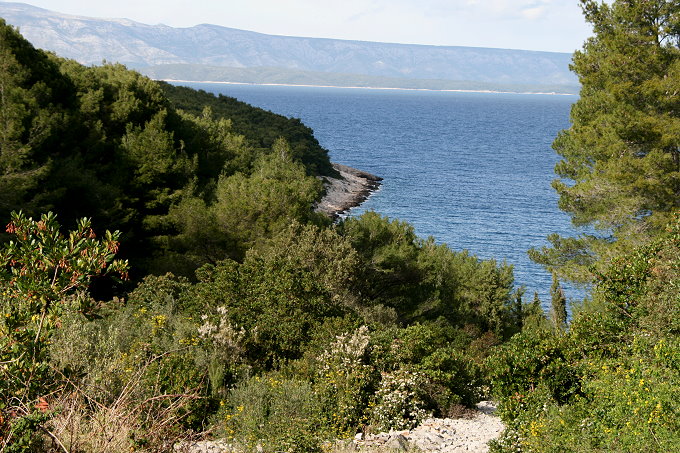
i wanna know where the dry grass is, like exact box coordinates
[38,354,206,453]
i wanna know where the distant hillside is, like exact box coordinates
[0,2,579,93]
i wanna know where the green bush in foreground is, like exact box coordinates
[489,215,680,452]
[1,210,533,450]
[218,374,324,453]
[0,211,128,451]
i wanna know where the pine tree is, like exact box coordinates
[511,287,525,331]
[529,291,543,320]
[530,0,680,283]
[550,273,568,330]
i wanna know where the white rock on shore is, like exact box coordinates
[315,163,383,219]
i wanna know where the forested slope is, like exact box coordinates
[0,17,336,279]
[159,83,336,177]
[4,2,677,450]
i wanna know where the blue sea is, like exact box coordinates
[180,82,584,306]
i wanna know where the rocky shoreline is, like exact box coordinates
[315,163,383,220]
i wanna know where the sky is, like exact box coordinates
[23,0,593,53]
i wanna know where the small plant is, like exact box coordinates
[197,305,248,396]
[220,374,323,452]
[41,352,204,453]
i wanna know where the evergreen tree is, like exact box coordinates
[530,0,680,282]
[550,273,568,330]
[531,291,542,312]
[517,291,549,333]
[512,287,525,330]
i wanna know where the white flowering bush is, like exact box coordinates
[315,325,375,434]
[198,306,246,354]
[370,368,431,431]
[197,305,247,396]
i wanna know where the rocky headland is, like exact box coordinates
[315,163,383,219]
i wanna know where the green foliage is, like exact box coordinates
[369,367,431,431]
[0,211,128,449]
[159,82,337,177]
[521,292,550,334]
[313,326,375,435]
[549,273,567,330]
[338,212,424,318]
[186,224,354,368]
[172,106,250,181]
[0,19,585,449]
[0,20,71,215]
[417,347,485,411]
[338,212,519,336]
[163,138,327,269]
[0,21,339,282]
[248,221,359,307]
[2,411,51,453]
[493,344,680,453]
[42,213,523,444]
[531,0,680,282]
[0,211,128,395]
[49,273,217,434]
[219,374,324,453]
[504,4,680,443]
[120,110,191,187]
[210,142,326,255]
[486,331,583,416]
[490,215,680,452]
[368,323,485,416]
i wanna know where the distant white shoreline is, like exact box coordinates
[159,78,578,96]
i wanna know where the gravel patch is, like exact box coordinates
[175,402,504,453]
[350,401,504,452]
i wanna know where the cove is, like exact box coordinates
[178,82,584,305]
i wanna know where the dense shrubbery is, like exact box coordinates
[487,216,680,452]
[1,207,528,450]
[0,18,334,280]
[158,82,337,177]
[487,2,680,451]
[0,212,129,451]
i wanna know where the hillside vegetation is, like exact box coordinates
[1,1,679,451]
[0,17,337,279]
[491,1,680,451]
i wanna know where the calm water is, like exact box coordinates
[181,82,582,305]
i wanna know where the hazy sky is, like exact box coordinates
[24,0,593,53]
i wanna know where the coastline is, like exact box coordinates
[159,79,578,96]
[315,163,383,220]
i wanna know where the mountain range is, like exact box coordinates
[0,2,580,93]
